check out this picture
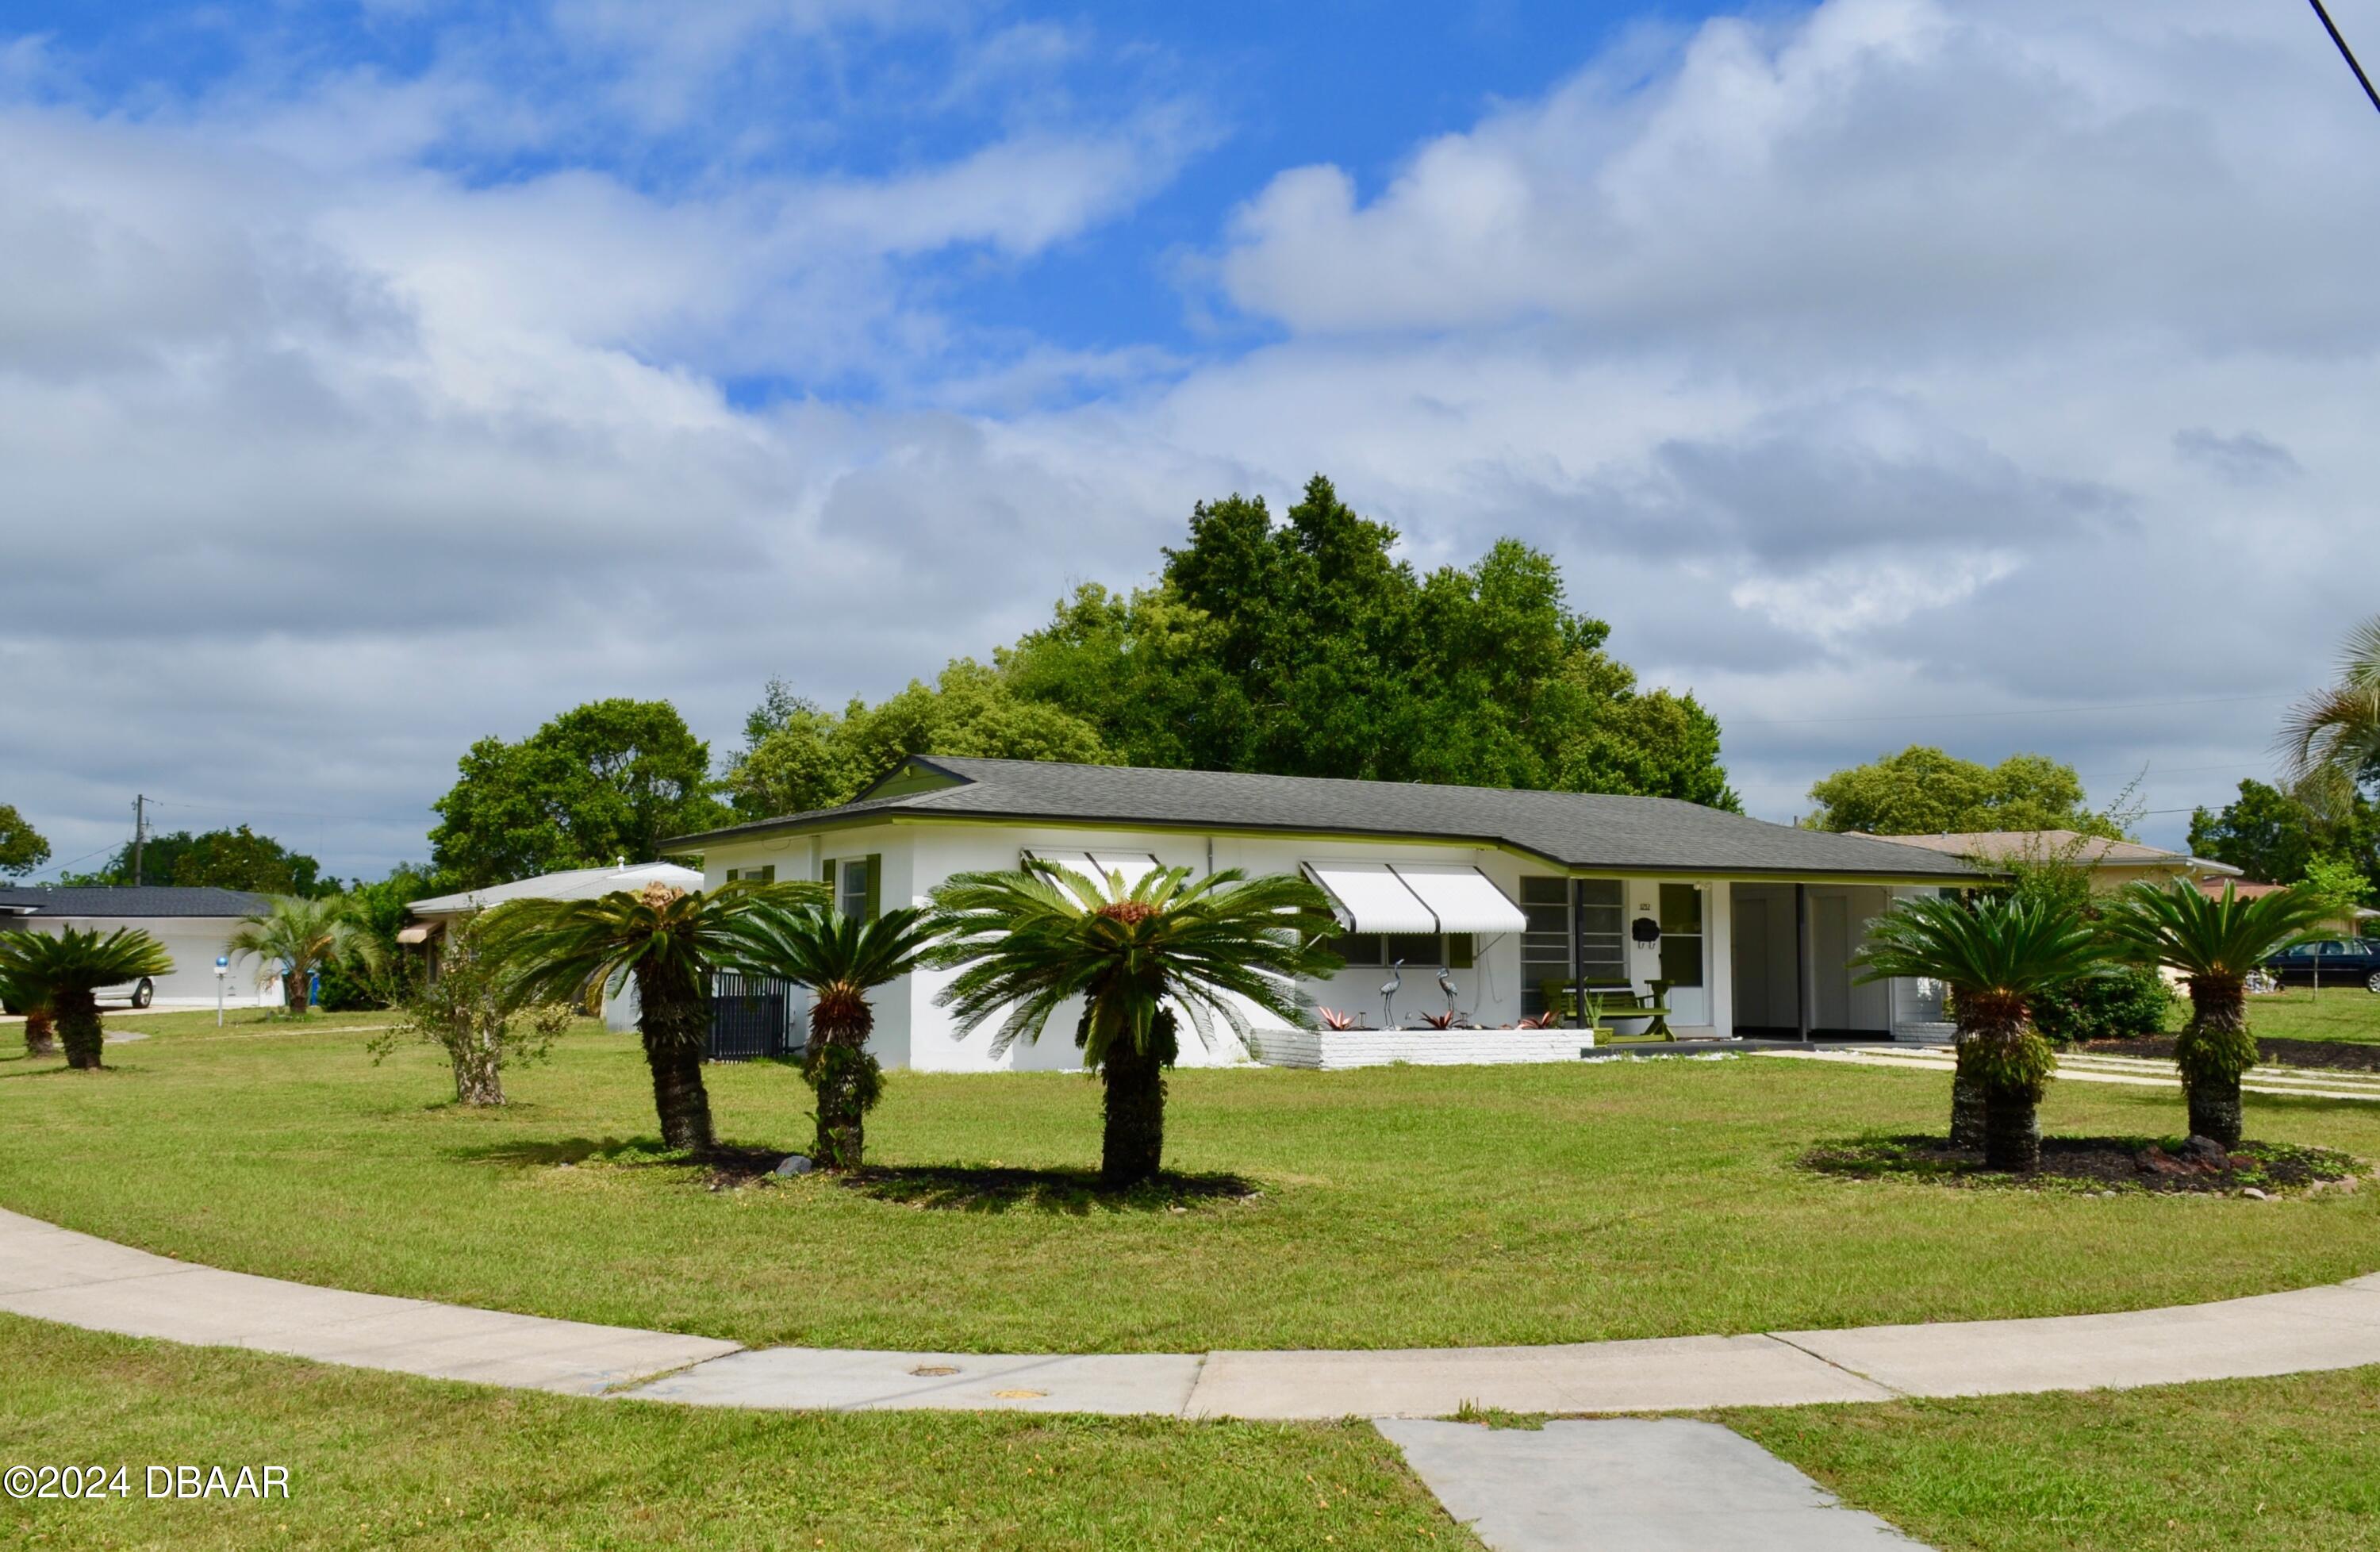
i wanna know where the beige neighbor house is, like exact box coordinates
[1856,831,2242,893]
[663,756,1987,1072]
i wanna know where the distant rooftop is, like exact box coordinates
[408,861,704,916]
[0,885,271,918]
[1859,830,2242,875]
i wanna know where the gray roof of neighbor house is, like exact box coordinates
[0,886,272,919]
[666,757,1985,881]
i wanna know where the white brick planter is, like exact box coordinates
[1245,1027,1598,1071]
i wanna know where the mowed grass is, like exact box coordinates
[3,1009,2379,1352]
[1724,1366,2380,1552]
[2227,986,2380,1047]
[0,1316,1469,1552]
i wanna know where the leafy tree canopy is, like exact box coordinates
[431,699,729,889]
[1803,745,2120,839]
[63,825,331,896]
[731,474,1736,815]
[2187,777,2380,893]
[0,805,50,878]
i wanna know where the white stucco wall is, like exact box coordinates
[7,916,281,1007]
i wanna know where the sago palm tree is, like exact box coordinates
[2280,614,2380,789]
[724,903,940,1170]
[2,972,55,1057]
[0,928,175,1070]
[2099,879,2329,1147]
[482,879,823,1152]
[929,862,1341,1187]
[1853,893,2102,1171]
[225,895,380,1016]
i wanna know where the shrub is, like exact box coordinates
[2031,964,2174,1047]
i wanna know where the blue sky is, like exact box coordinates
[4,0,2378,879]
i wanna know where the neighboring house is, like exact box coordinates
[2192,877,2378,938]
[0,886,280,1007]
[664,756,1985,1071]
[1859,831,2242,892]
[405,862,704,1032]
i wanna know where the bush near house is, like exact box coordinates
[2030,964,2174,1047]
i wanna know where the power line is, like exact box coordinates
[2309,0,2380,116]
[1733,691,2292,728]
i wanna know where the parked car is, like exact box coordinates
[2260,938,2380,993]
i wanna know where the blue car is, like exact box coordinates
[2261,938,2380,993]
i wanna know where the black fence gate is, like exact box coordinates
[708,972,799,1061]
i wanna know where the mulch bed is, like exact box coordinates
[2084,1035,2380,1074]
[1802,1134,2363,1195]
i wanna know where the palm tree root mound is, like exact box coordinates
[830,1164,1265,1215]
[2085,1036,2380,1074]
[1802,1135,2362,1195]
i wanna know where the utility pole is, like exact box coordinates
[131,794,146,886]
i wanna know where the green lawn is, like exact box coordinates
[4,1009,2379,1352]
[2228,986,2380,1046]
[0,1316,1470,1551]
[1725,1366,2380,1552]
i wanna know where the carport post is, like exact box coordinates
[1795,883,1811,1043]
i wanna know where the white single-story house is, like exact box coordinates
[664,757,1986,1072]
[0,886,282,1008]
[406,862,705,1032]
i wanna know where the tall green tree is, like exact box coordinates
[431,699,730,889]
[724,903,940,1168]
[483,879,822,1151]
[0,928,174,1070]
[726,665,1108,820]
[929,862,1341,1186]
[0,805,50,878]
[1853,893,2102,1170]
[67,826,331,896]
[1804,746,2121,838]
[226,896,382,1016]
[2187,778,2380,894]
[2101,881,2330,1147]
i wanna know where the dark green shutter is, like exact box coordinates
[1449,933,1474,970]
[863,854,882,920]
[821,859,837,905]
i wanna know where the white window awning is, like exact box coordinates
[1390,864,1529,935]
[1303,862,1524,936]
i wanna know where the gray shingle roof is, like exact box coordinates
[0,886,272,920]
[667,757,1983,881]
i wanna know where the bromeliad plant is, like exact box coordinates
[0,928,175,1070]
[1853,893,2102,1171]
[724,902,940,1170]
[483,878,824,1152]
[2099,879,2330,1147]
[929,861,1342,1188]
[225,895,382,1017]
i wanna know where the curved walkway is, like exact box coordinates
[6,1206,2378,1418]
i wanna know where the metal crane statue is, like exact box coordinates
[1380,960,1403,1030]
[1437,966,1459,1024]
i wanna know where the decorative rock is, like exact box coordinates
[773,1155,815,1177]
[2178,1135,2229,1168]
[2241,1187,2270,1200]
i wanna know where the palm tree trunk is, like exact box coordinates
[2178,975,2253,1149]
[55,988,104,1070]
[451,1031,505,1107]
[1100,1027,1169,1188]
[636,962,714,1153]
[22,1008,55,1057]
[1982,1082,2040,1171]
[806,993,877,1170]
[286,961,311,1016]
[1949,1037,1988,1151]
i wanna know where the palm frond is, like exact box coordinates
[1852,893,2101,998]
[2099,879,2331,982]
[0,926,175,995]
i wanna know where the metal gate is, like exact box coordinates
[708,972,798,1061]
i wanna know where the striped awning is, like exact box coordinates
[1020,850,1167,889]
[1302,862,1526,936]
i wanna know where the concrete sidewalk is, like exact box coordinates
[1379,1417,1929,1551]
[6,1207,2380,1417]
[1764,1045,2380,1103]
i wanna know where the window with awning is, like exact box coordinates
[1300,862,1526,936]
[1019,850,1167,889]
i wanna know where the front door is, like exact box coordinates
[1656,882,1708,1026]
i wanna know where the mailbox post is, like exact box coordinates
[214,955,229,1028]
